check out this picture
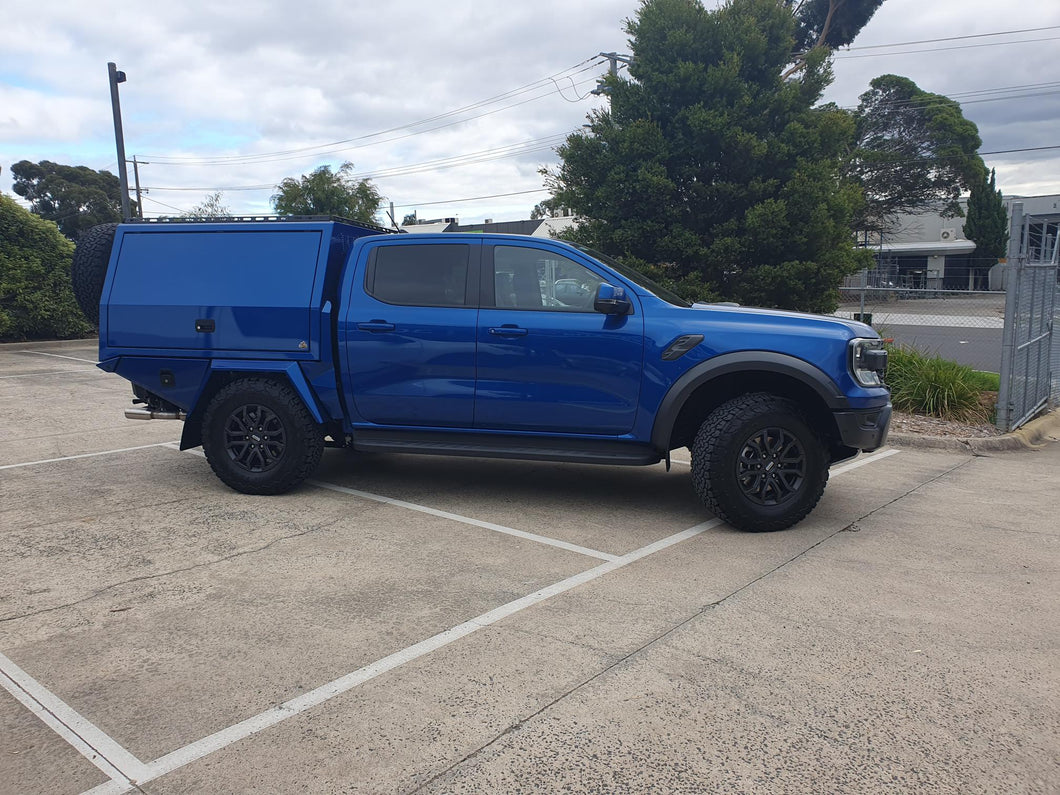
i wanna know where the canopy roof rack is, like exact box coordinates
[126,215,399,234]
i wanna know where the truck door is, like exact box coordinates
[343,240,479,427]
[475,242,644,435]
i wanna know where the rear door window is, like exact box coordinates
[367,244,471,307]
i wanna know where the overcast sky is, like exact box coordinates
[2,0,1058,225]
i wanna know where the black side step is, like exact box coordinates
[351,429,661,466]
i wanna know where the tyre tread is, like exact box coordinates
[692,392,827,532]
[201,377,323,495]
[71,223,119,325]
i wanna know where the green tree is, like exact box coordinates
[789,0,885,51]
[545,0,872,312]
[271,162,382,222]
[0,195,93,340]
[10,160,132,240]
[963,167,1008,262]
[851,75,985,233]
[182,191,232,219]
[785,0,885,76]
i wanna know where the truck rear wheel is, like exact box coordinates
[71,223,118,324]
[691,393,827,532]
[201,377,323,495]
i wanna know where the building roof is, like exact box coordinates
[878,240,976,255]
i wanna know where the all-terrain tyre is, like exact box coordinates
[71,223,118,324]
[201,377,324,495]
[691,393,828,532]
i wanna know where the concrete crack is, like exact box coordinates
[0,518,345,624]
[405,455,976,793]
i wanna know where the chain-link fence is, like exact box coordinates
[836,202,1058,432]
[836,287,1005,372]
[997,204,1058,431]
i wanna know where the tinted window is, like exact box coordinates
[369,244,470,306]
[494,246,604,312]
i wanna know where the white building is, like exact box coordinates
[855,193,1060,291]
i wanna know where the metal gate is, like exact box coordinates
[997,203,1059,431]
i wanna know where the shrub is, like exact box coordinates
[0,195,94,341]
[885,345,990,423]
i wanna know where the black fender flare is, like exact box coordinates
[650,351,849,452]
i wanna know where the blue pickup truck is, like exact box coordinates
[72,217,890,532]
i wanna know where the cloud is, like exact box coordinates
[3,0,1058,222]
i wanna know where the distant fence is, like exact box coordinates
[836,287,1005,373]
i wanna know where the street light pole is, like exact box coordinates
[108,62,131,221]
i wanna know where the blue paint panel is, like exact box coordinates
[106,229,324,352]
[208,360,325,423]
[111,357,211,411]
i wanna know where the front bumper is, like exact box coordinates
[833,402,892,452]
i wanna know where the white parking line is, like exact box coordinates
[0,436,901,794]
[670,447,901,472]
[85,517,726,794]
[0,442,178,472]
[0,651,148,785]
[0,368,102,380]
[309,479,620,562]
[164,444,619,562]
[17,350,99,364]
[829,448,902,476]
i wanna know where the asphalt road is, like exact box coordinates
[881,324,1003,372]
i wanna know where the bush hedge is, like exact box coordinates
[0,195,94,341]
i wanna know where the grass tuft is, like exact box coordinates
[885,345,992,423]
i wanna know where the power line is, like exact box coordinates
[842,24,1060,51]
[392,188,547,209]
[139,73,598,171]
[835,35,1060,59]
[142,60,604,166]
[144,132,576,192]
[840,82,1060,112]
[981,145,1060,156]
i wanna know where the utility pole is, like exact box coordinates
[590,52,633,96]
[130,156,148,218]
[108,62,131,220]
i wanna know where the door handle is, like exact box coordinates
[488,326,528,337]
[357,321,396,332]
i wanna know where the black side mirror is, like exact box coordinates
[594,282,632,315]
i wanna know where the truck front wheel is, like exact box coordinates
[691,393,828,532]
[201,377,323,495]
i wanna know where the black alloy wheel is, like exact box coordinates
[735,427,806,506]
[691,392,828,532]
[223,403,287,473]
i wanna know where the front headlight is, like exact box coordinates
[849,338,887,387]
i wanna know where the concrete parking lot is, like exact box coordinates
[2,340,1058,794]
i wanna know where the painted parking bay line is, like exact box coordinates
[0,440,899,795]
[17,350,99,364]
[0,367,102,380]
[163,444,618,562]
[84,517,726,794]
[0,442,178,472]
[0,651,148,786]
[669,447,901,471]
[309,479,620,562]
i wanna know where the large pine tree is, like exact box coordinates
[963,168,1008,264]
[546,0,875,313]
